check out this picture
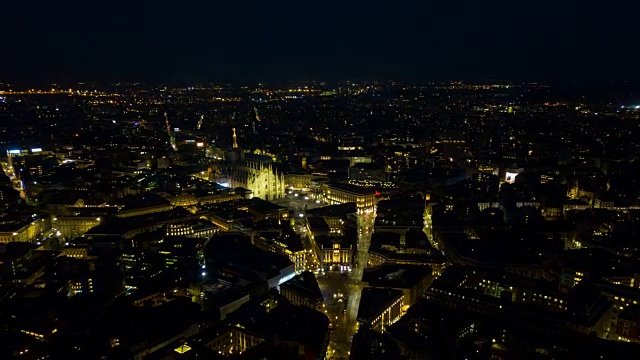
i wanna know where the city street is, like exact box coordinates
[277,192,377,359]
[317,209,376,360]
[1,160,26,199]
[273,191,324,268]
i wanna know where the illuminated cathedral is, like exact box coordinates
[227,155,285,201]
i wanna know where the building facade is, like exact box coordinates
[228,157,285,201]
[323,183,377,209]
[0,216,51,243]
[357,288,405,333]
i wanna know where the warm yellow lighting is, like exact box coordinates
[174,344,192,354]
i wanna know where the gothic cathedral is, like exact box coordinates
[228,156,285,201]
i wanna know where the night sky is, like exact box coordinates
[1,0,638,84]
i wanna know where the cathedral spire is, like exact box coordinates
[232,128,238,149]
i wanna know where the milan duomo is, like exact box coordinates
[227,155,285,200]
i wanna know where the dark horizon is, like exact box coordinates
[3,0,640,85]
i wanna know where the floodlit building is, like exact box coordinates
[314,235,354,271]
[323,183,377,209]
[228,156,285,201]
[0,215,51,243]
[165,219,218,238]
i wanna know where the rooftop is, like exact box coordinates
[280,271,323,302]
[109,192,170,209]
[306,216,330,232]
[240,198,287,213]
[314,234,355,249]
[619,304,640,323]
[357,287,404,324]
[306,202,356,217]
[363,264,432,289]
[327,182,377,195]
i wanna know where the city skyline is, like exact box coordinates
[3,2,640,359]
[1,75,640,359]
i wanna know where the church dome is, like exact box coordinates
[170,192,198,207]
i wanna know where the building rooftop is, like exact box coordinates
[314,235,355,249]
[306,216,330,232]
[619,304,640,323]
[170,192,198,207]
[0,215,38,233]
[257,231,305,252]
[357,287,404,324]
[205,233,293,281]
[239,198,287,213]
[0,241,33,260]
[363,264,432,290]
[306,202,356,217]
[210,209,253,222]
[84,208,194,237]
[327,182,377,195]
[280,271,323,302]
[108,192,170,209]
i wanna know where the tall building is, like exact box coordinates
[228,155,285,201]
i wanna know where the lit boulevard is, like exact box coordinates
[318,208,376,360]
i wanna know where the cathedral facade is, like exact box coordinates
[228,156,285,201]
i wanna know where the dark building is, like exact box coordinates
[357,288,405,333]
[280,271,324,311]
